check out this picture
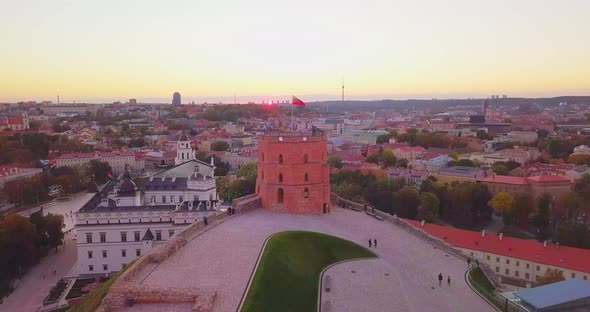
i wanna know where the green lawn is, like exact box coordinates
[67,260,135,312]
[241,231,376,312]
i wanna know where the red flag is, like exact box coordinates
[292,95,305,107]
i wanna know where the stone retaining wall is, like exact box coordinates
[96,195,260,312]
[330,192,505,290]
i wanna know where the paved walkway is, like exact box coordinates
[137,208,494,312]
[0,236,77,312]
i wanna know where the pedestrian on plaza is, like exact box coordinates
[438,273,443,287]
[368,239,372,248]
[467,257,471,269]
[203,215,208,226]
[374,239,377,248]
[447,276,451,286]
[475,258,479,267]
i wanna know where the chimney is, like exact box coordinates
[499,233,503,240]
[421,220,425,227]
[481,230,486,237]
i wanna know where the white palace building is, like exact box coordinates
[75,133,219,276]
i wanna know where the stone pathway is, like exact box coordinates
[136,208,494,312]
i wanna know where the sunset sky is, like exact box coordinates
[1,0,589,103]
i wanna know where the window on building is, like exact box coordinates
[89,265,94,272]
[170,195,174,203]
[516,261,520,267]
[279,154,283,164]
[134,231,140,241]
[86,233,93,243]
[572,273,576,278]
[277,188,284,203]
[162,195,166,203]
[169,230,174,237]
[179,195,183,202]
[102,250,107,258]
[526,263,530,269]
[505,269,510,275]
[103,264,108,271]
[122,249,127,257]
[496,257,499,263]
[515,271,519,277]
[304,173,309,182]
[304,188,309,198]
[495,266,499,272]
[525,273,530,279]
[121,232,127,242]
[506,259,510,265]
[156,231,162,241]
[536,266,540,271]
[262,170,264,180]
[88,251,93,259]
[100,232,106,243]
[486,255,490,260]
[303,154,309,163]
[136,249,141,257]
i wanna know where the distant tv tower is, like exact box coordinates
[57,95,60,104]
[341,81,344,102]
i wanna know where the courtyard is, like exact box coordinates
[129,207,494,312]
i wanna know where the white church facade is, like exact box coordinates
[75,133,219,276]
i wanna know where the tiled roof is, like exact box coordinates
[404,220,590,274]
[480,175,529,185]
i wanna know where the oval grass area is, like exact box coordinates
[241,231,377,312]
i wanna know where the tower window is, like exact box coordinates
[279,173,283,183]
[304,154,309,163]
[279,154,283,164]
[304,188,309,198]
[304,173,309,182]
[278,188,284,203]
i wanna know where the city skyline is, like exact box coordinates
[1,0,590,102]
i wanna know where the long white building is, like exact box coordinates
[75,136,218,276]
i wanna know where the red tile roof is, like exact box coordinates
[527,175,571,183]
[404,219,590,274]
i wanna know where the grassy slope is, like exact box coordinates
[241,231,376,312]
[67,260,135,312]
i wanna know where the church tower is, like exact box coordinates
[175,131,195,165]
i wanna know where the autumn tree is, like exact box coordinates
[45,214,65,251]
[396,187,421,219]
[488,192,514,215]
[561,191,582,221]
[327,156,343,169]
[536,268,565,286]
[533,193,551,241]
[511,192,535,227]
[568,153,590,166]
[416,192,440,222]
[210,141,230,152]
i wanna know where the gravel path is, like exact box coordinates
[139,208,494,312]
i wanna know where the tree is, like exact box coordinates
[237,163,257,180]
[537,129,549,139]
[533,193,551,241]
[396,187,421,219]
[381,149,397,168]
[216,176,237,202]
[45,214,64,251]
[376,134,391,144]
[568,154,590,166]
[327,156,343,169]
[536,268,565,286]
[210,141,230,152]
[87,160,113,184]
[492,164,509,175]
[561,191,581,221]
[366,154,380,164]
[488,192,514,215]
[476,130,487,140]
[511,192,534,227]
[417,192,439,222]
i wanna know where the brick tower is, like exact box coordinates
[256,131,332,214]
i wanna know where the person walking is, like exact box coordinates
[368,239,372,248]
[203,215,208,226]
[447,275,451,287]
[467,257,471,269]
[374,239,377,248]
[438,273,443,287]
[475,258,479,267]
